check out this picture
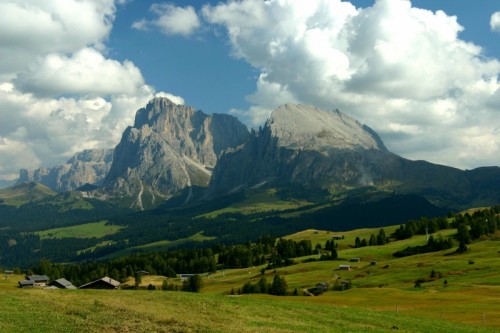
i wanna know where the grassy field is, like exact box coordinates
[0,182,56,206]
[199,188,311,218]
[35,220,123,239]
[200,227,500,329]
[0,275,493,333]
[100,232,216,259]
[2,224,499,332]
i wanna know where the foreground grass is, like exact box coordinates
[35,220,123,239]
[0,285,493,333]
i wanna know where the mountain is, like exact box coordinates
[17,149,113,192]
[209,104,500,209]
[98,97,249,209]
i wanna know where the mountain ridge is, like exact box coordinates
[12,99,500,210]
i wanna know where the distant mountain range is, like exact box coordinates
[14,97,500,210]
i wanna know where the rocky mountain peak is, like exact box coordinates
[267,104,387,152]
[101,98,249,209]
[133,97,196,129]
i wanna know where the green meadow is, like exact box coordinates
[199,188,311,218]
[101,232,217,259]
[35,220,123,239]
[0,278,493,333]
[2,224,499,332]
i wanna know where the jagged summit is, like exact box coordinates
[133,97,194,128]
[100,97,249,209]
[267,104,387,152]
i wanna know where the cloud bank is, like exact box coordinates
[203,0,500,169]
[0,0,179,181]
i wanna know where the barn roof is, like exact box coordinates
[51,278,77,289]
[26,275,49,282]
[78,276,120,289]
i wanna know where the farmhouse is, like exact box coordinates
[349,258,361,262]
[179,274,195,281]
[316,282,329,291]
[18,275,49,288]
[18,280,35,288]
[49,278,77,289]
[339,264,351,270]
[79,277,120,289]
[332,235,344,240]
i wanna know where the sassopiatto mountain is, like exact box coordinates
[96,97,249,209]
[208,103,500,209]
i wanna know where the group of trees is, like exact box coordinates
[455,208,499,243]
[353,229,388,248]
[237,274,289,296]
[393,216,449,241]
[266,238,314,269]
[25,236,316,287]
[393,234,453,258]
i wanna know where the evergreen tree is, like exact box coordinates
[456,223,470,244]
[270,274,288,296]
[377,228,387,245]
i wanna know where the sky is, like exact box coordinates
[1,0,500,184]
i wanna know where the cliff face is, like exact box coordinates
[209,104,394,194]
[18,149,113,192]
[101,97,249,209]
[208,103,499,209]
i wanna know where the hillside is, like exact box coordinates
[1,221,499,332]
[0,182,56,206]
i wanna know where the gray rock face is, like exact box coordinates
[18,149,114,192]
[101,97,249,209]
[208,104,478,207]
[268,104,387,152]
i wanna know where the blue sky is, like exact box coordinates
[0,0,500,183]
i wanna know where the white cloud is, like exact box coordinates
[154,92,185,105]
[0,0,183,181]
[491,12,500,32]
[0,0,116,79]
[133,4,200,37]
[203,0,500,169]
[0,83,169,181]
[15,48,144,97]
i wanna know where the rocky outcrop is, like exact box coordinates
[208,104,500,208]
[100,97,249,209]
[18,149,113,192]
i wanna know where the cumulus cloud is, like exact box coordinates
[203,0,500,169]
[0,0,182,181]
[0,0,116,79]
[0,83,167,181]
[133,4,200,36]
[491,12,500,32]
[15,48,144,97]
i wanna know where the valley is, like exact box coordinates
[1,220,499,332]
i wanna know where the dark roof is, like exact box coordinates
[50,278,77,289]
[79,276,120,289]
[26,275,49,282]
[18,280,35,287]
